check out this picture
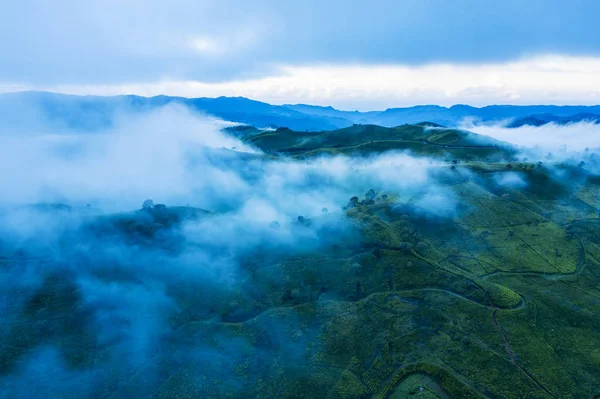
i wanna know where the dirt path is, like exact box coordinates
[489,298,556,398]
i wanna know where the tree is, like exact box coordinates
[142,199,154,209]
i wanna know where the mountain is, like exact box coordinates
[282,103,380,124]
[374,105,456,126]
[0,91,351,133]
[507,112,600,127]
[2,91,600,132]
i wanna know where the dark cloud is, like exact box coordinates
[1,0,599,85]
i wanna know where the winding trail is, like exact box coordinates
[480,235,586,281]
[278,138,504,156]
[441,233,587,399]
[178,286,520,331]
[489,298,556,398]
[411,246,562,398]
[371,361,493,399]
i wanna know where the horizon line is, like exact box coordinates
[3,90,600,113]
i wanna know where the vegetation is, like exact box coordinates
[247,123,516,161]
[2,123,600,398]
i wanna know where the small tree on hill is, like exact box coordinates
[142,199,154,209]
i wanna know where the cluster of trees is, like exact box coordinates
[343,189,388,210]
[142,199,166,211]
[506,163,539,170]
[271,189,391,231]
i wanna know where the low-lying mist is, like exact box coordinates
[4,103,600,397]
[463,120,600,153]
[0,105,464,397]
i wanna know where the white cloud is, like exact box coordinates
[189,21,266,56]
[20,55,600,110]
[465,121,600,152]
[190,37,220,54]
[494,172,528,189]
[0,106,256,209]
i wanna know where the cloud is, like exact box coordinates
[2,1,600,95]
[494,171,528,188]
[412,188,459,218]
[17,55,600,110]
[189,22,266,56]
[464,121,600,152]
[190,37,221,54]
[0,105,256,208]
[0,106,494,396]
[0,101,453,216]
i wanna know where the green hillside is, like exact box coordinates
[2,123,600,398]
[247,123,516,161]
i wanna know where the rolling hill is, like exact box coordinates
[246,123,516,161]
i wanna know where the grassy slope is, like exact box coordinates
[248,124,515,161]
[3,126,600,398]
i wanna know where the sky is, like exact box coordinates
[1,0,600,110]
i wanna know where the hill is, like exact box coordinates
[246,123,516,160]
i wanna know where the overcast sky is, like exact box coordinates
[1,0,599,110]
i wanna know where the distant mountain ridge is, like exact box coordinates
[1,91,600,132]
[507,112,600,128]
[285,103,600,127]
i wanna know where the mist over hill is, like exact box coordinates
[3,91,600,133]
[5,0,600,396]
[1,94,600,398]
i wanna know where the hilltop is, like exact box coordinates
[244,123,516,160]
